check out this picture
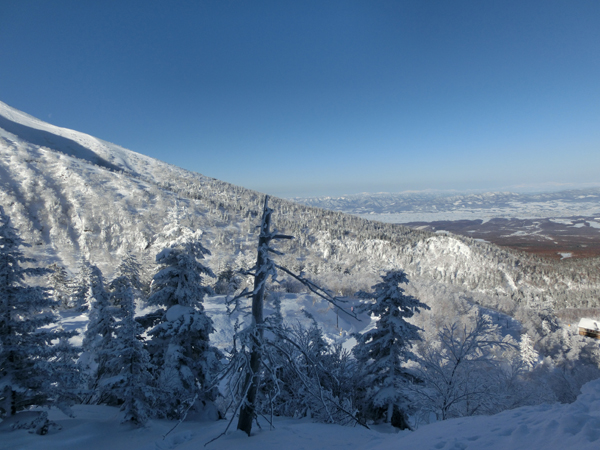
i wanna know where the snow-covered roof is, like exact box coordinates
[578,318,600,330]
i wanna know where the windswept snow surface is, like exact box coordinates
[4,378,600,450]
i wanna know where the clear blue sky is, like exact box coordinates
[1,0,599,197]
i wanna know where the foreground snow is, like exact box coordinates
[4,378,600,450]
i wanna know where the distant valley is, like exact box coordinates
[405,216,600,259]
[294,190,600,259]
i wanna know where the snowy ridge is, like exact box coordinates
[0,100,168,179]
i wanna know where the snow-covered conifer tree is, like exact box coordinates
[47,263,71,309]
[102,276,155,425]
[146,230,220,418]
[519,332,538,371]
[69,259,93,312]
[49,330,82,416]
[109,252,147,301]
[0,206,75,416]
[352,270,429,427]
[81,265,118,402]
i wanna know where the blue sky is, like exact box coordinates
[1,1,599,197]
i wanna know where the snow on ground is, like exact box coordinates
[4,378,600,450]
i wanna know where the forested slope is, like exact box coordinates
[1,99,599,314]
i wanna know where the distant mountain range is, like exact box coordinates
[293,189,600,223]
[294,189,600,259]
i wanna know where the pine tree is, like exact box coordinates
[49,329,82,417]
[0,206,75,416]
[352,270,429,427]
[109,252,146,302]
[146,230,220,418]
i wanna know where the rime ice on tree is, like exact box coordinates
[146,230,221,418]
[353,270,429,427]
[0,206,76,417]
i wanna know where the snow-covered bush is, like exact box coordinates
[411,311,515,420]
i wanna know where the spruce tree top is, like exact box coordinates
[355,270,430,362]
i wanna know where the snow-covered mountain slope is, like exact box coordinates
[0,99,233,273]
[0,100,169,179]
[1,100,599,312]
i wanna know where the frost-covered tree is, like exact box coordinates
[109,252,147,301]
[352,270,429,427]
[81,265,118,402]
[146,230,220,418]
[47,263,71,310]
[412,312,515,420]
[0,206,75,416]
[102,276,155,425]
[214,264,242,295]
[222,196,358,437]
[49,329,82,417]
[262,314,358,425]
[519,333,538,370]
[68,259,93,312]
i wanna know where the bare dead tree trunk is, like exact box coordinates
[237,196,273,435]
[234,196,351,436]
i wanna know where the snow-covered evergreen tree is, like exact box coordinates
[49,329,82,417]
[0,206,74,416]
[146,230,220,418]
[109,252,147,301]
[47,263,71,309]
[68,259,93,312]
[352,270,429,427]
[102,276,155,425]
[81,265,118,402]
[519,332,538,371]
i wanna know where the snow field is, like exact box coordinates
[4,378,600,450]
